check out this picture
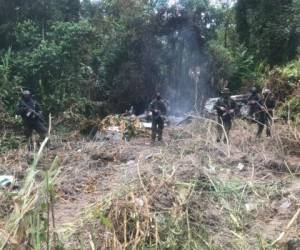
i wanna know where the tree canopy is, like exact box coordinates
[0,0,299,116]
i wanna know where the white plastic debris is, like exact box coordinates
[245,203,257,212]
[106,126,120,132]
[279,199,291,211]
[135,198,144,208]
[141,122,152,129]
[0,176,14,188]
[126,160,136,165]
[237,163,245,171]
[207,165,216,174]
[145,154,153,160]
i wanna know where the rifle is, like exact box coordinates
[218,106,235,117]
[151,109,167,120]
[248,100,258,105]
[20,101,45,123]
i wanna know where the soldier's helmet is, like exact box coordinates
[262,88,271,95]
[156,92,161,100]
[22,90,31,96]
[251,87,257,94]
[22,90,32,98]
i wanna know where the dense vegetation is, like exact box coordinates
[0,0,299,118]
[1,2,300,249]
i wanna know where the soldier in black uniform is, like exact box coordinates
[256,88,276,138]
[247,86,261,119]
[16,90,47,150]
[214,88,237,143]
[148,93,167,142]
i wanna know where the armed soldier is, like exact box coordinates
[247,86,261,119]
[214,88,237,143]
[16,90,47,150]
[256,88,276,138]
[148,93,167,142]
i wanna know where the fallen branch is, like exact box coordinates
[271,208,300,246]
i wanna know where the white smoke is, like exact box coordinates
[162,26,215,115]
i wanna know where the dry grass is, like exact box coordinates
[0,117,299,249]
[0,135,62,250]
[59,118,299,249]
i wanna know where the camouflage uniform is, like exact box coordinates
[214,91,237,143]
[149,96,167,142]
[17,92,47,150]
[247,88,261,119]
[256,91,276,138]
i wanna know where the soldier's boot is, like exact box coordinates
[34,121,48,147]
[216,125,223,143]
[223,121,231,144]
[151,126,157,142]
[151,132,156,142]
[256,124,264,138]
[248,110,255,123]
[266,126,271,137]
[24,126,34,151]
[157,127,163,141]
[266,119,271,137]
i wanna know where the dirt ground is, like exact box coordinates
[1,118,299,249]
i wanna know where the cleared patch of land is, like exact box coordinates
[1,118,299,249]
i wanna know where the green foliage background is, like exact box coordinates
[0,0,299,120]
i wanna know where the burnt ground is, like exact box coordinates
[0,118,299,249]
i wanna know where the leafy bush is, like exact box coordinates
[261,57,300,102]
[278,89,300,123]
[208,41,256,92]
[260,57,300,123]
[0,49,20,113]
[2,20,94,116]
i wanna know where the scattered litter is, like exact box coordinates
[135,198,144,208]
[141,122,152,128]
[145,154,153,160]
[100,114,149,141]
[237,163,245,171]
[245,203,257,212]
[106,126,120,132]
[279,199,291,211]
[207,165,216,174]
[126,160,136,165]
[0,176,15,188]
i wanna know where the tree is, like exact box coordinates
[11,20,93,113]
[235,0,299,65]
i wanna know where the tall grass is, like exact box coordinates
[0,136,61,249]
